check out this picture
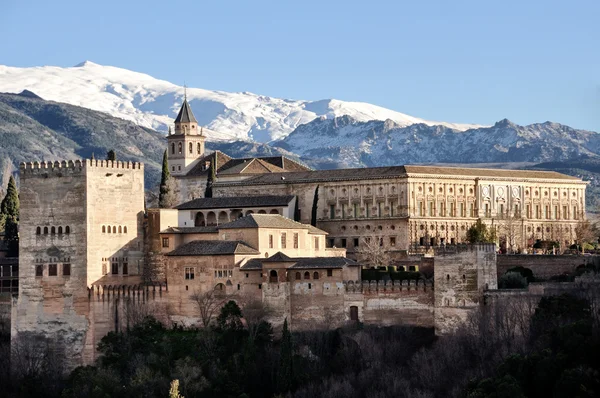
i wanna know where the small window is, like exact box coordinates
[44,226,48,234]
[293,233,299,248]
[36,227,41,235]
[197,143,202,154]
[178,165,181,171]
[118,226,122,233]
[123,226,127,234]
[35,265,43,277]
[49,264,57,276]
[304,271,310,280]
[308,283,312,289]
[51,227,56,235]
[102,263,107,275]
[245,273,249,278]
[63,264,71,276]
[162,237,169,248]
[112,226,116,234]
[281,233,287,249]
[390,237,396,247]
[185,267,195,280]
[102,226,106,233]
[313,271,319,279]
[237,284,240,290]
[111,262,118,275]
[107,226,111,234]
[327,269,333,277]
[65,226,70,234]
[189,142,193,154]
[269,235,274,249]
[295,272,301,280]
[171,143,175,155]
[122,262,128,275]
[58,226,63,234]
[314,237,319,250]
[258,284,262,290]
[353,238,359,247]
[178,142,182,154]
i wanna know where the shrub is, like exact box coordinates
[499,272,528,289]
[507,266,535,283]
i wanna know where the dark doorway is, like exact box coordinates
[350,306,359,322]
[269,270,278,283]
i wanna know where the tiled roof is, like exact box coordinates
[263,252,294,262]
[214,165,581,186]
[175,195,295,210]
[218,214,327,234]
[174,99,198,123]
[185,151,233,177]
[166,240,259,256]
[240,256,360,270]
[160,226,218,234]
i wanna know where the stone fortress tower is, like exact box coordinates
[166,94,206,176]
[12,159,145,369]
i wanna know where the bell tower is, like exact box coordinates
[167,89,206,176]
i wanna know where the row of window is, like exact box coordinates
[171,142,202,156]
[267,233,321,250]
[36,226,71,235]
[101,225,128,234]
[102,259,129,275]
[330,202,397,219]
[418,202,475,218]
[327,236,396,249]
[35,263,71,277]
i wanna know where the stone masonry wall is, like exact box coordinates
[497,254,600,280]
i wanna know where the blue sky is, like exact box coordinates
[1,0,599,131]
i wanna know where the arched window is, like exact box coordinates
[197,142,201,154]
[123,226,127,234]
[178,142,182,154]
[44,227,48,234]
[36,227,41,235]
[295,272,301,280]
[65,226,70,234]
[171,143,175,155]
[102,226,106,233]
[107,226,111,234]
[113,226,116,234]
[269,270,278,283]
[313,271,319,280]
[58,226,63,234]
[51,226,56,234]
[118,226,122,233]
[189,142,193,154]
[304,271,310,280]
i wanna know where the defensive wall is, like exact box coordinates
[496,254,600,280]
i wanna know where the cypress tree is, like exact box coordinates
[278,318,293,393]
[158,150,174,208]
[106,149,116,161]
[310,185,319,226]
[1,176,19,256]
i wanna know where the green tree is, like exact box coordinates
[310,185,319,227]
[204,155,216,198]
[278,318,293,394]
[1,176,19,256]
[466,218,496,243]
[106,149,116,161]
[159,150,175,208]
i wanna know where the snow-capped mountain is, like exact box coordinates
[274,116,600,169]
[0,61,482,143]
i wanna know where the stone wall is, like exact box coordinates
[496,255,600,280]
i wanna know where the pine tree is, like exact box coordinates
[278,318,293,393]
[1,176,19,257]
[159,150,175,208]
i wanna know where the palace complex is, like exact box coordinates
[10,97,589,371]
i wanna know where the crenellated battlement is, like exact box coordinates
[19,159,144,177]
[347,279,433,294]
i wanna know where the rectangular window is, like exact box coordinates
[111,262,118,275]
[366,205,370,218]
[354,203,359,218]
[162,238,169,248]
[102,263,107,275]
[390,201,395,217]
[281,233,287,249]
[327,238,334,248]
[450,202,455,217]
[354,238,359,247]
[514,204,519,217]
[327,269,333,277]
[122,262,128,275]
[545,206,549,219]
[536,205,540,219]
[49,264,57,276]
[469,203,474,217]
[460,203,465,217]
[185,267,194,280]
[269,235,274,249]
[428,202,433,217]
[438,202,444,217]
[418,201,424,217]
[330,204,335,219]
[390,237,396,247]
[63,263,71,276]
[499,204,504,216]
[554,206,558,219]
[314,237,320,250]
[563,206,568,220]
[293,233,299,248]
[35,264,43,277]
[378,202,383,217]
[573,206,578,219]
[341,238,347,247]
[341,204,345,219]
[526,204,531,218]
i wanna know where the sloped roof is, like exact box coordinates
[262,252,294,262]
[175,195,295,210]
[160,226,218,234]
[240,256,360,270]
[174,99,198,123]
[218,214,327,234]
[214,164,581,186]
[166,240,259,256]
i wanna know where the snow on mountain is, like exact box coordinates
[274,116,600,169]
[0,61,482,143]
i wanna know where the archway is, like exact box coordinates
[218,211,229,224]
[195,212,206,227]
[269,270,278,283]
[269,209,279,215]
[258,210,267,214]
[245,210,254,216]
[350,306,359,321]
[214,283,226,297]
[206,212,217,226]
